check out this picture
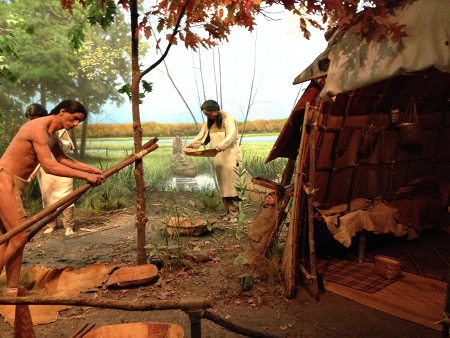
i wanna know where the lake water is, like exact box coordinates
[87,135,278,147]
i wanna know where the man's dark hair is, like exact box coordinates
[25,103,48,118]
[50,100,88,119]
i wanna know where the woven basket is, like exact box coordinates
[374,255,401,280]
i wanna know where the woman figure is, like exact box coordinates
[185,100,242,222]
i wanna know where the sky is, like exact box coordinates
[92,9,328,125]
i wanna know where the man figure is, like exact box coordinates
[26,104,76,236]
[0,100,104,297]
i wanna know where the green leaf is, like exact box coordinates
[142,80,153,93]
[206,221,212,231]
[234,255,248,265]
[235,230,244,240]
[149,248,157,257]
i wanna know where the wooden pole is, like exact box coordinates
[0,138,159,246]
[0,295,212,311]
[306,103,319,298]
[282,103,311,298]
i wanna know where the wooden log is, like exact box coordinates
[0,295,213,311]
[0,138,159,246]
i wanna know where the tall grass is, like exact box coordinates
[23,136,287,215]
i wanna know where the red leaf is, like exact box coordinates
[390,23,407,42]
[166,34,177,45]
[118,0,130,11]
[144,26,152,39]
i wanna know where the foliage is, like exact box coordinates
[78,164,135,215]
[242,154,285,181]
[63,0,408,54]
[1,0,80,105]
[195,186,221,212]
[74,119,286,138]
[144,192,195,270]
[0,5,34,86]
[118,80,153,104]
[234,164,252,240]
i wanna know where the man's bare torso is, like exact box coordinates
[0,116,59,180]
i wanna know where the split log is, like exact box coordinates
[0,138,159,246]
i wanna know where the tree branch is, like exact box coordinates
[139,2,188,81]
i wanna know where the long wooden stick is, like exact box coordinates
[0,138,159,246]
[282,103,311,298]
[0,295,213,311]
[27,196,78,242]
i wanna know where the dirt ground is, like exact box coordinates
[0,191,439,337]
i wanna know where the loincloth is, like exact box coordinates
[0,166,29,219]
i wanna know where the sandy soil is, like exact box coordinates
[0,192,438,337]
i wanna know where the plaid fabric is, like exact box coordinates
[317,259,399,293]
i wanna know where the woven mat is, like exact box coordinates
[317,259,400,293]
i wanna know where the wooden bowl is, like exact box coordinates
[84,322,184,338]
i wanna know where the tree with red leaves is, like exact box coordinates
[60,0,406,264]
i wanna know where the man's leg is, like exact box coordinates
[222,197,240,222]
[0,172,27,292]
[43,219,57,234]
[62,204,75,236]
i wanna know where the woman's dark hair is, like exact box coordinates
[202,100,223,129]
[201,99,220,111]
[25,103,48,118]
[207,111,223,129]
[50,100,88,119]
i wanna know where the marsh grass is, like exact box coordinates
[23,136,285,215]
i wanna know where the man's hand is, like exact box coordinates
[85,173,105,186]
[90,168,103,175]
[214,145,223,152]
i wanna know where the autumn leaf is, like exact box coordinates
[144,26,152,39]
[166,33,177,45]
[390,23,407,42]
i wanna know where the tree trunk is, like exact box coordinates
[79,114,89,159]
[130,0,147,265]
[40,82,47,108]
[70,129,78,156]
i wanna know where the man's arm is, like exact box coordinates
[33,131,104,185]
[52,143,102,174]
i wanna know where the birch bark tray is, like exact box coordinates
[106,264,158,288]
[182,147,218,157]
[166,217,216,237]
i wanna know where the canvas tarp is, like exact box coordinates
[293,0,450,100]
